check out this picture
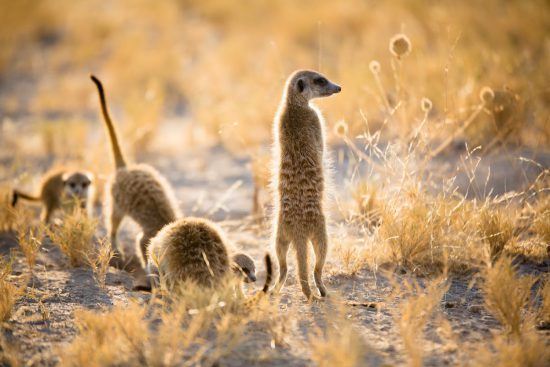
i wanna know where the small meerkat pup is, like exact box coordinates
[13,169,94,223]
[272,70,341,300]
[90,75,181,269]
[147,217,271,292]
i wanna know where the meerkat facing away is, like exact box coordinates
[12,169,94,224]
[272,70,341,300]
[90,75,181,271]
[147,217,270,292]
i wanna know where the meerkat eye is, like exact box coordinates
[314,77,328,86]
[82,182,89,188]
[314,77,327,85]
[69,182,76,189]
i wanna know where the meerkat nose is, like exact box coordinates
[335,85,342,93]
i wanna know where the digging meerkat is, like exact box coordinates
[90,75,181,274]
[272,70,341,300]
[147,217,272,294]
[12,169,94,224]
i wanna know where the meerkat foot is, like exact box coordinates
[317,284,328,297]
[306,294,324,303]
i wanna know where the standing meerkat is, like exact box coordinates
[272,70,341,300]
[13,169,94,224]
[90,75,181,269]
[147,217,272,292]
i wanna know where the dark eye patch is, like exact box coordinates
[69,182,76,189]
[314,77,328,86]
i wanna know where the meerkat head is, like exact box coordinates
[286,70,341,105]
[62,171,93,205]
[231,253,257,283]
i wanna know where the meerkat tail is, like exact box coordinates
[90,75,127,169]
[262,253,273,293]
[12,190,40,205]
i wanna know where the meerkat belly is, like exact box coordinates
[111,167,177,230]
[278,153,324,226]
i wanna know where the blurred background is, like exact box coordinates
[1,0,548,150]
[0,0,549,216]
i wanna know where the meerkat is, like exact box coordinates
[147,217,271,293]
[90,75,181,270]
[272,70,341,300]
[12,169,94,223]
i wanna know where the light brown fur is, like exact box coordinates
[90,75,181,270]
[13,169,93,224]
[147,217,267,291]
[272,70,341,300]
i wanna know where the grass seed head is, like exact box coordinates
[421,97,432,113]
[369,60,381,74]
[334,120,349,138]
[480,86,495,104]
[389,33,412,58]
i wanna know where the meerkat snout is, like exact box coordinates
[232,253,257,283]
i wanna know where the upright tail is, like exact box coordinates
[262,253,273,293]
[12,190,40,206]
[90,75,126,169]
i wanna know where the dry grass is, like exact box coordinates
[44,209,98,267]
[351,181,381,226]
[531,195,550,244]
[82,237,113,289]
[482,256,536,336]
[0,187,18,232]
[309,303,370,367]
[392,276,449,367]
[17,224,42,274]
[60,279,279,366]
[0,334,21,367]
[331,238,372,276]
[538,278,550,325]
[0,258,21,323]
[59,303,149,367]
[479,207,515,262]
[472,329,550,367]
[374,189,484,275]
[379,194,446,272]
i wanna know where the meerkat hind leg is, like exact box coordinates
[107,205,125,267]
[108,207,123,248]
[274,233,290,293]
[41,207,53,224]
[136,231,154,268]
[312,227,328,297]
[295,236,314,300]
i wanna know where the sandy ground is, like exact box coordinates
[1,143,549,366]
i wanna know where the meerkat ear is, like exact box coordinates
[297,78,305,93]
[84,171,93,182]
